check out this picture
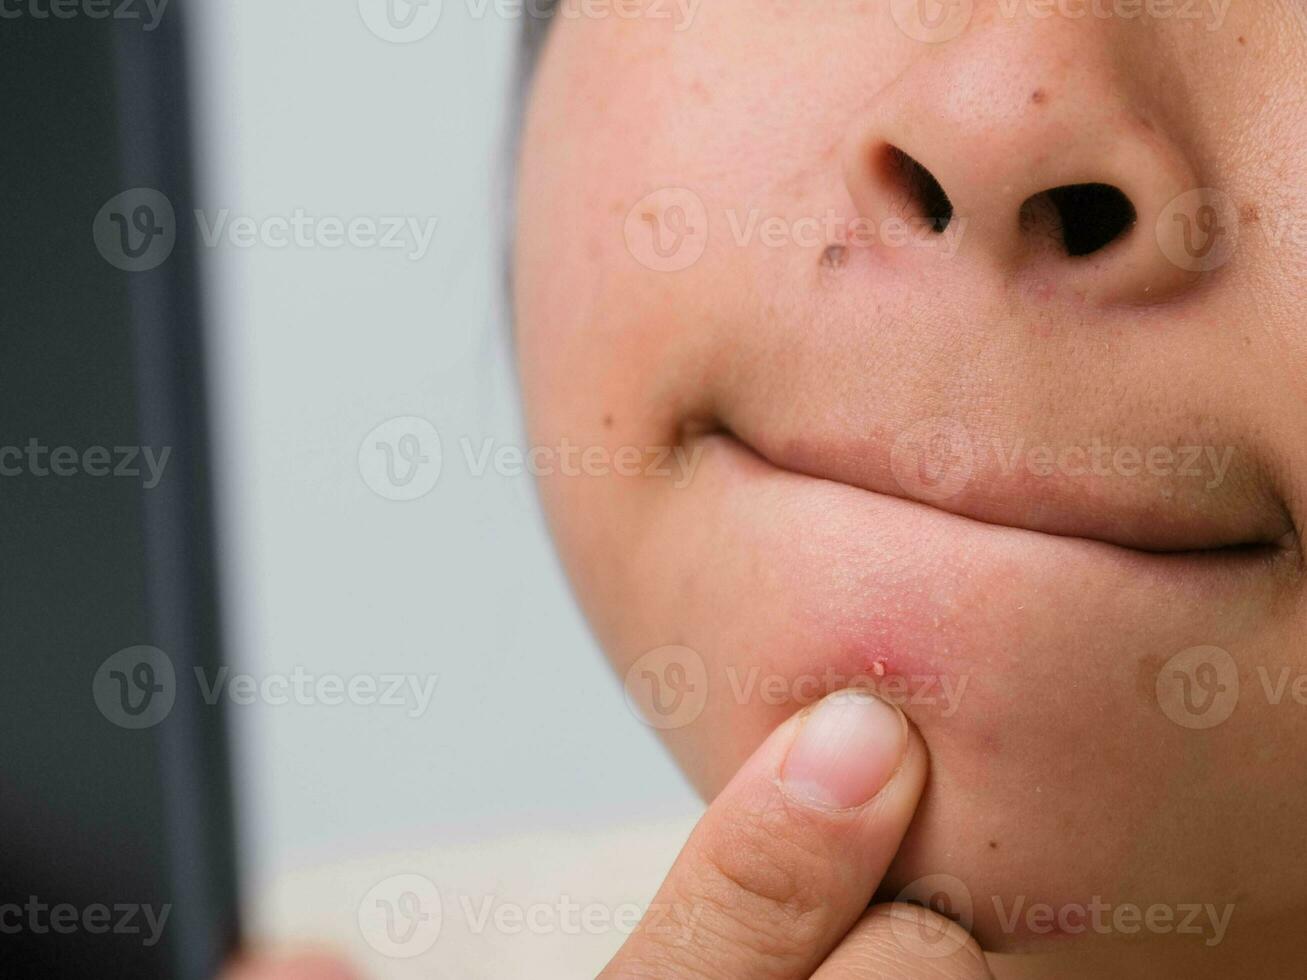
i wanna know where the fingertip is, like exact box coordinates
[780,689,910,810]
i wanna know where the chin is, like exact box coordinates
[568,428,1301,957]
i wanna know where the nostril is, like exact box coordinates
[1029,183,1137,257]
[880,145,954,233]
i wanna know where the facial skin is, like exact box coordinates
[515,2,1307,976]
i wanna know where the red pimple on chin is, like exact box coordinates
[854,651,891,680]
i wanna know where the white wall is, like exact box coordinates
[185,0,697,912]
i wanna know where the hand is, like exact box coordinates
[222,689,985,979]
[602,688,990,979]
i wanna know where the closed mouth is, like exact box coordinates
[702,421,1300,570]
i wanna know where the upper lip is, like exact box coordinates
[714,422,1296,557]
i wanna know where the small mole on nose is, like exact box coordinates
[821,244,848,270]
[1031,88,1048,105]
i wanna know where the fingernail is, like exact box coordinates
[780,690,906,810]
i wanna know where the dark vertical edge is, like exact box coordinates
[110,5,241,977]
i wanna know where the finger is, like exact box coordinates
[221,951,360,980]
[813,904,993,979]
[602,688,928,980]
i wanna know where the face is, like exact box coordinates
[514,0,1307,967]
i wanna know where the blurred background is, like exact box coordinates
[185,0,696,914]
[1,4,700,975]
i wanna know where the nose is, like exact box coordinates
[842,18,1206,304]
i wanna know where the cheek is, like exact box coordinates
[514,9,905,439]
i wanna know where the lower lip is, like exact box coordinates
[701,431,1287,691]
